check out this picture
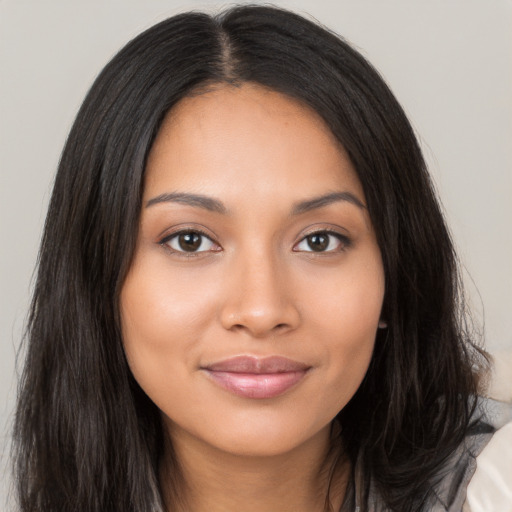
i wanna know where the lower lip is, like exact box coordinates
[204,370,308,399]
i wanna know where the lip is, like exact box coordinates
[202,356,311,399]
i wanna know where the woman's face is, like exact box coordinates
[120,84,385,457]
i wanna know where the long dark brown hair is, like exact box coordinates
[13,5,487,511]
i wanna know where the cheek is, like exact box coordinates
[119,258,218,394]
[306,257,384,395]
[307,252,384,333]
[314,313,378,417]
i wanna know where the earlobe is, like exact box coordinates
[378,320,388,329]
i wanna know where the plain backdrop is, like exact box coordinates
[1,0,511,508]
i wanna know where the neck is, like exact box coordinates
[160,423,349,512]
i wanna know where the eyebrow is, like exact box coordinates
[291,191,366,215]
[145,192,228,214]
[145,190,365,215]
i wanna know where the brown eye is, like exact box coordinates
[294,231,350,253]
[178,232,201,251]
[306,234,329,252]
[163,231,217,253]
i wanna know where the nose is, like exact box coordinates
[219,250,301,338]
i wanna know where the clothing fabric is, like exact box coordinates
[464,416,512,511]
[340,399,512,511]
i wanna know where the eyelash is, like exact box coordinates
[159,228,351,256]
[159,228,220,256]
[294,230,351,253]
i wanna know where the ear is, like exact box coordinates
[378,320,388,329]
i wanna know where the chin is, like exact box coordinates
[184,412,333,459]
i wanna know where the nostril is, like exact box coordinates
[219,297,301,336]
[227,322,291,336]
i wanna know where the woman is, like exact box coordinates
[13,5,493,511]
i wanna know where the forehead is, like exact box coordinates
[144,83,364,204]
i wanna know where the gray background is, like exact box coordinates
[1,0,511,508]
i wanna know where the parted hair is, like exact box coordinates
[13,5,487,511]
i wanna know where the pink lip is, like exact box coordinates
[202,356,310,399]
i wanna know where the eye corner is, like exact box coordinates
[159,228,222,256]
[293,230,352,254]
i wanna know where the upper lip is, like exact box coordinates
[203,355,310,374]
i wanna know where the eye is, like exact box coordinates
[294,231,350,253]
[161,230,219,253]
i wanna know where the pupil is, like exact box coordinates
[179,233,201,251]
[308,234,328,251]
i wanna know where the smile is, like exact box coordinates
[202,356,311,399]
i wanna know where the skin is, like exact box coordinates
[120,83,385,511]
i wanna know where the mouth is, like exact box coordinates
[201,355,311,399]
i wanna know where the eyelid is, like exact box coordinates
[293,228,352,253]
[157,224,351,255]
[159,227,221,255]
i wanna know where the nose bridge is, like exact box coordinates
[220,244,300,336]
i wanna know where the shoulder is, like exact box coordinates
[348,399,511,511]
[433,398,512,512]
[463,416,512,511]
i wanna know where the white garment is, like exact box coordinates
[464,421,512,511]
